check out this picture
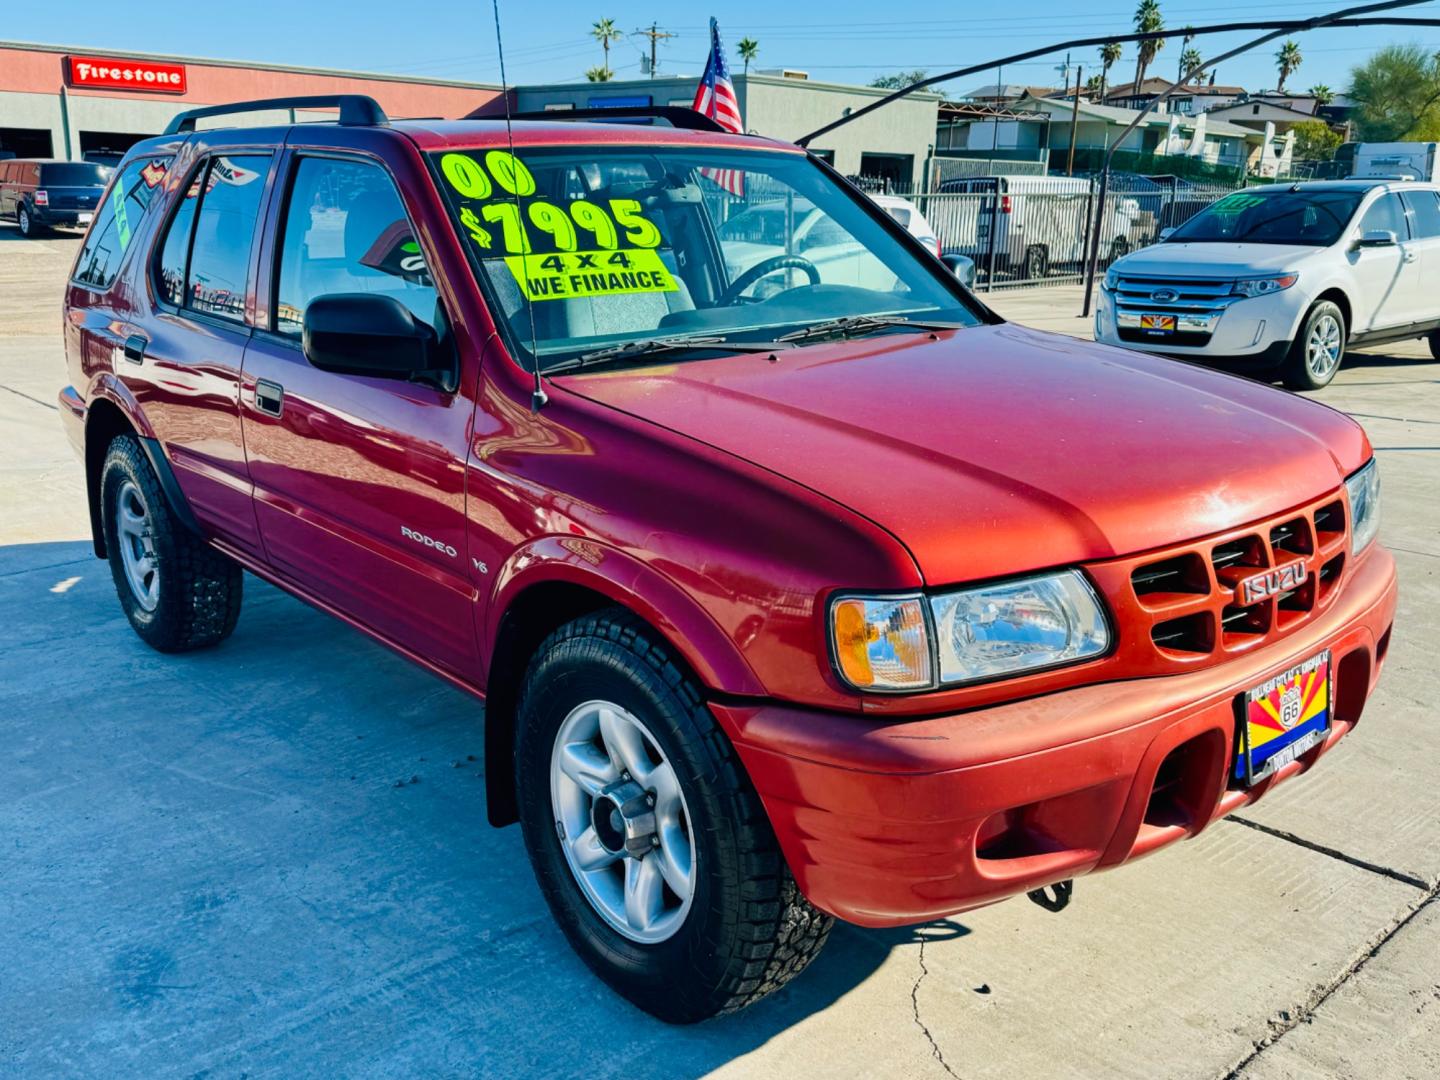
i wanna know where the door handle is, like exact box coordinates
[122,334,148,365]
[254,378,284,417]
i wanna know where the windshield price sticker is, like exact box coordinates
[440,150,676,300]
[505,249,677,301]
[1213,193,1267,215]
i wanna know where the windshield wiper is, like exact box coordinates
[775,314,970,344]
[546,334,792,375]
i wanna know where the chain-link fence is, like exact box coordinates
[914,175,1234,290]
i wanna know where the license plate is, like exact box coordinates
[1234,650,1331,786]
[78,213,93,224]
[1140,313,1176,332]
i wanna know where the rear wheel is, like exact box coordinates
[515,609,831,1022]
[17,206,38,238]
[1283,300,1346,390]
[100,436,243,651]
[1022,245,1049,281]
[1428,328,1440,361]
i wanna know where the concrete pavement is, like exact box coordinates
[2,227,1436,1077]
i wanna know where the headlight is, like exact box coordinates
[1345,458,1381,555]
[930,571,1109,685]
[1231,273,1298,298]
[1102,267,1119,292]
[828,571,1110,692]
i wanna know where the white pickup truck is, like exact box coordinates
[1095,179,1440,389]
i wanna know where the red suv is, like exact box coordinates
[60,96,1396,1022]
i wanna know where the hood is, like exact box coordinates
[1115,242,1326,277]
[556,324,1370,585]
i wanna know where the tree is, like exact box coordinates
[869,69,929,90]
[737,37,759,77]
[1309,83,1334,107]
[591,17,623,79]
[1180,48,1202,81]
[1349,44,1440,141]
[1276,40,1303,94]
[1292,119,1343,161]
[585,66,614,83]
[1176,26,1196,81]
[1132,0,1166,95]
[1098,41,1123,100]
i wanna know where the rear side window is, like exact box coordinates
[72,157,170,291]
[155,154,272,324]
[273,156,437,337]
[40,163,111,187]
[1401,189,1440,239]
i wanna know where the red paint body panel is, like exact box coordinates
[59,117,1399,930]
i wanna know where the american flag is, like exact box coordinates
[692,17,745,196]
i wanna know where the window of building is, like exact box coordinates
[72,156,170,291]
[273,156,438,338]
[154,154,272,323]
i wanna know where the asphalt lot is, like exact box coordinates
[2,224,1437,1078]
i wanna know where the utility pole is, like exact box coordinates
[1067,64,1084,175]
[634,23,676,79]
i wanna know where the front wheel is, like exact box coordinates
[1283,300,1346,390]
[515,610,831,1022]
[1428,328,1440,361]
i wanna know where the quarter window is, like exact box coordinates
[154,154,272,323]
[72,156,170,290]
[1401,189,1440,239]
[273,156,438,337]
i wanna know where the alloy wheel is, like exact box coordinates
[1306,313,1343,381]
[116,479,160,611]
[550,699,696,944]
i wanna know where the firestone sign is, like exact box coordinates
[64,55,188,94]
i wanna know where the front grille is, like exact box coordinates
[1118,328,1214,347]
[1089,491,1351,673]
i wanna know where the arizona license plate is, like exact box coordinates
[1235,650,1331,786]
[1140,313,1177,332]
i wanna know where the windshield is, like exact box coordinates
[1167,188,1365,246]
[39,163,111,187]
[429,145,978,370]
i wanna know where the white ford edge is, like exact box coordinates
[1095,180,1440,389]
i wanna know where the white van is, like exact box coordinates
[1352,142,1440,182]
[925,175,1141,280]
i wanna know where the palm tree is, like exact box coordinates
[737,37,759,77]
[1132,0,1166,97]
[585,66,614,83]
[1180,47,1202,81]
[1276,40,1303,93]
[1309,83,1334,107]
[1098,41,1123,100]
[591,17,623,80]
[1176,26,1195,81]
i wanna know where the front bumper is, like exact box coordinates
[1095,285,1308,368]
[714,545,1397,927]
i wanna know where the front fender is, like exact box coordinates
[484,535,766,698]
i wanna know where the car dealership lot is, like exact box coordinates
[2,225,1437,1077]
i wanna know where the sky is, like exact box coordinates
[12,0,1440,96]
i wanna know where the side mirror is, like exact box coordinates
[1158,227,1176,240]
[1355,229,1398,249]
[941,252,977,289]
[302,294,437,382]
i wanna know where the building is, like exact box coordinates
[1205,97,1321,135]
[484,74,944,189]
[0,40,500,162]
[1102,78,1246,115]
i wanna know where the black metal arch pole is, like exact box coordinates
[795,2,1432,148]
[1080,0,1435,317]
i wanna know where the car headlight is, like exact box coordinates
[1102,267,1119,292]
[1345,458,1380,555]
[828,571,1110,692]
[1231,273,1298,298]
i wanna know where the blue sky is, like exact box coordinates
[13,1,1440,95]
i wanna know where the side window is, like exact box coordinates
[155,154,272,323]
[72,157,170,290]
[1401,190,1440,239]
[274,156,437,337]
[1359,193,1407,240]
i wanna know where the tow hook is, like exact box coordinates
[1026,880,1073,913]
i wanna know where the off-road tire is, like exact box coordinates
[515,608,832,1023]
[100,435,242,652]
[1283,300,1347,391]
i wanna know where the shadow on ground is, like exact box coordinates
[0,540,965,1076]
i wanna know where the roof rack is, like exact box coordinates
[164,95,388,135]
[501,105,727,133]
